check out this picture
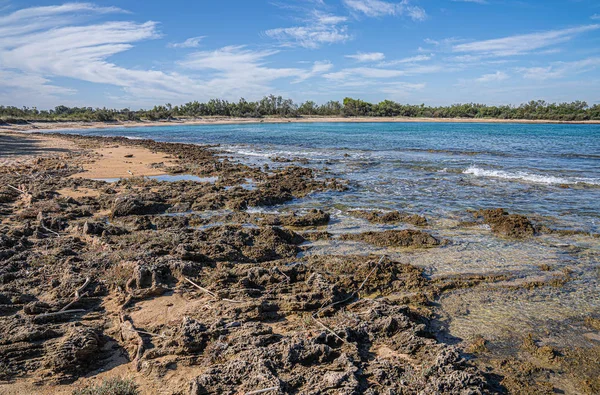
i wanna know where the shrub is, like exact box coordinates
[72,378,139,395]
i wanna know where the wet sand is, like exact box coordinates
[0,131,599,394]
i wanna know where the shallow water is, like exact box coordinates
[92,174,217,183]
[53,122,600,349]
[58,122,600,232]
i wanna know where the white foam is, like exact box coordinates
[463,166,600,186]
[226,149,272,158]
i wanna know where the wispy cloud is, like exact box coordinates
[346,51,385,62]
[0,3,330,105]
[265,11,350,48]
[453,25,600,57]
[379,81,426,94]
[342,0,427,21]
[378,54,432,66]
[476,71,509,83]
[517,57,600,80]
[592,14,600,20]
[451,0,487,4]
[0,2,128,38]
[168,36,205,48]
[324,63,443,81]
[179,46,331,91]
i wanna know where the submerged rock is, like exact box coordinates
[340,229,440,248]
[475,208,535,239]
[351,210,427,226]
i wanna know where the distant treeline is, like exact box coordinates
[1,96,599,122]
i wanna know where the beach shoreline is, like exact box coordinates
[1,115,599,134]
[0,130,599,394]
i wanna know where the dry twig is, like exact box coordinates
[35,309,85,318]
[245,387,279,395]
[7,184,26,194]
[184,276,243,303]
[59,277,91,312]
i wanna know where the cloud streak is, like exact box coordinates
[453,25,600,56]
[517,57,600,80]
[476,71,509,83]
[168,36,205,48]
[346,52,385,62]
[265,11,350,48]
[342,0,426,21]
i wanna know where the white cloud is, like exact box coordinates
[346,52,385,62]
[295,60,334,83]
[168,36,205,48]
[178,46,331,92]
[324,63,443,81]
[379,54,432,66]
[342,0,427,21]
[380,81,426,92]
[0,3,128,38]
[453,25,600,56]
[517,57,600,80]
[325,67,405,80]
[0,3,330,106]
[592,14,600,20]
[476,71,509,83]
[265,11,350,48]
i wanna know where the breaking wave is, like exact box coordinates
[463,166,600,186]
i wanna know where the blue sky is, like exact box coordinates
[0,0,599,109]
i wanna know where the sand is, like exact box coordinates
[72,145,176,180]
[0,131,176,181]
[0,131,79,167]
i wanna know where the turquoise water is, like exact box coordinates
[56,122,600,232]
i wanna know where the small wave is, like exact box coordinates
[224,149,272,158]
[463,166,600,186]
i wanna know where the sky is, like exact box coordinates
[0,0,599,109]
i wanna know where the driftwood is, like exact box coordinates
[30,278,91,320]
[40,224,60,237]
[33,309,86,323]
[35,309,86,318]
[8,184,32,206]
[122,326,166,339]
[7,184,26,194]
[59,277,90,311]
[184,276,243,303]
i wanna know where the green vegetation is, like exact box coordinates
[2,96,599,123]
[72,378,139,395]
